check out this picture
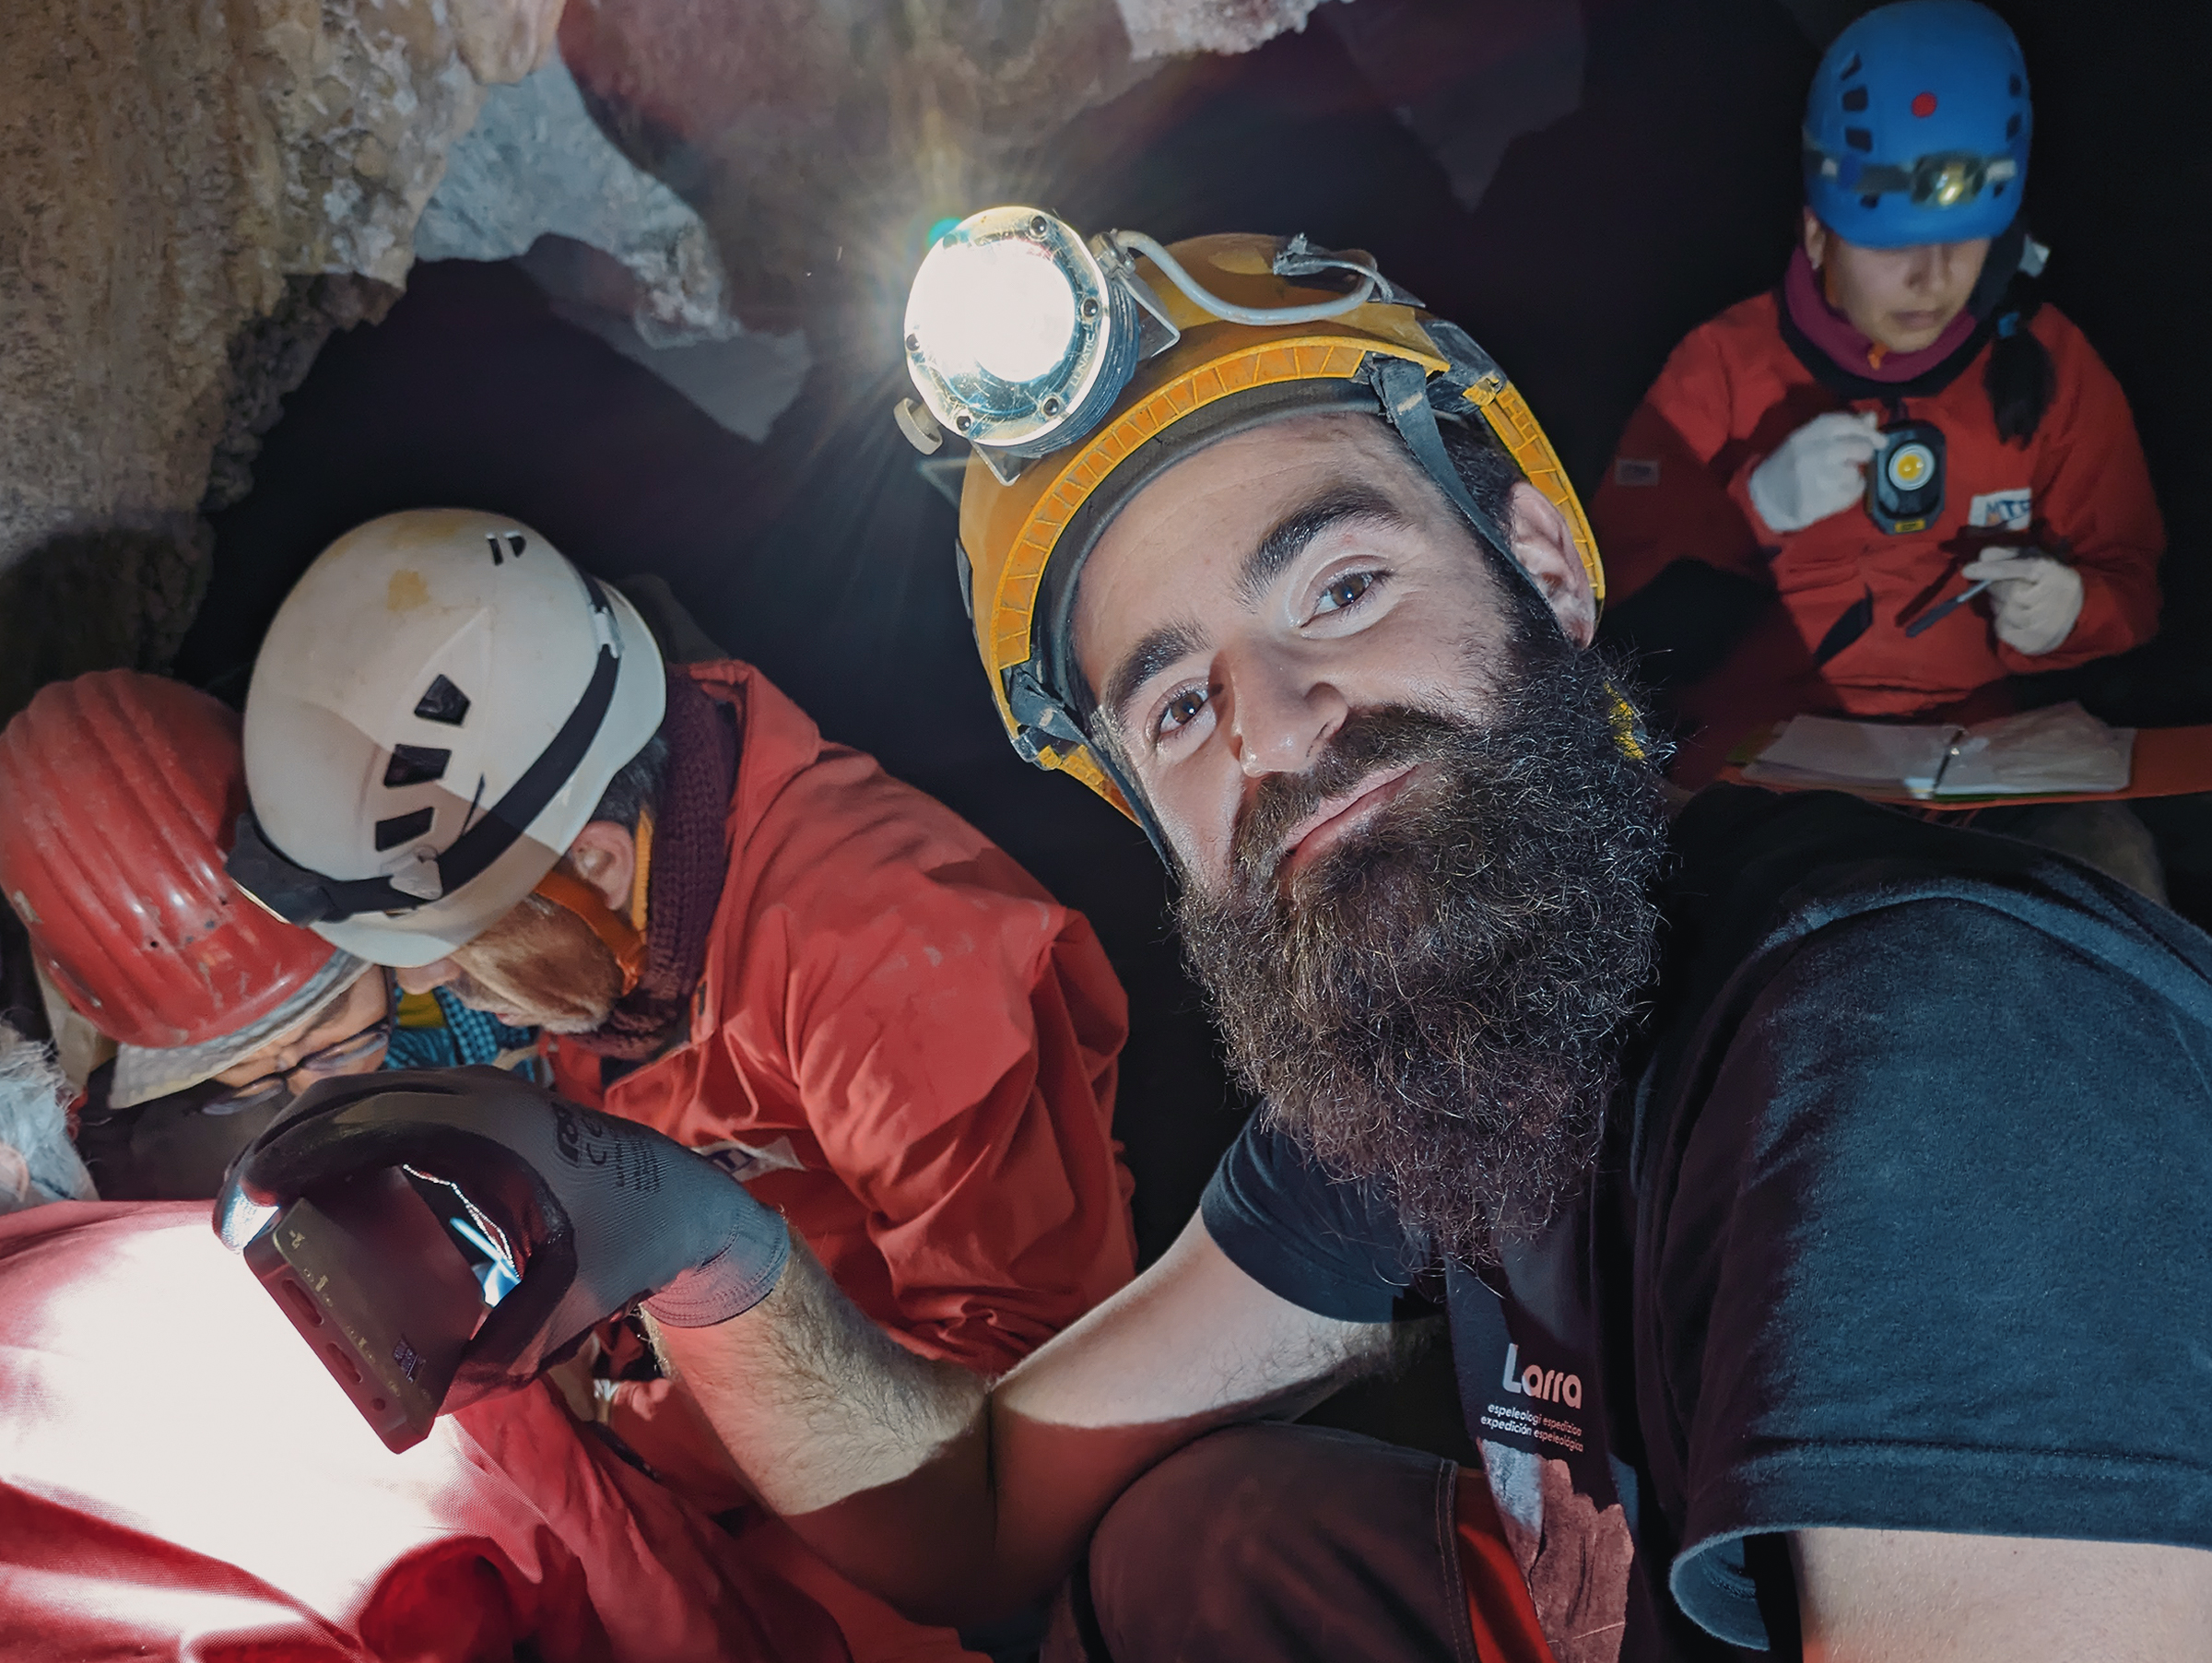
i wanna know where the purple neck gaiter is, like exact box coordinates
[1783,245,1979,383]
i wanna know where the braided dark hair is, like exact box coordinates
[1983,305,2055,444]
[1969,217,2054,445]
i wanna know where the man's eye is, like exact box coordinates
[1157,686,1210,737]
[1315,572,1377,615]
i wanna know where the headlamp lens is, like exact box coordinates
[1912,153,1987,207]
[901,206,1128,460]
[910,237,1078,383]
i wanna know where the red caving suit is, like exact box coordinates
[547,660,1136,1662]
[1594,293,2163,781]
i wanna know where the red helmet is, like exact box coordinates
[0,671,340,1049]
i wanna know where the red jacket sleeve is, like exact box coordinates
[1591,319,1773,601]
[781,850,1135,1375]
[715,714,1135,1376]
[1995,308,2165,672]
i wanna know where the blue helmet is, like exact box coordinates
[1803,0,2030,249]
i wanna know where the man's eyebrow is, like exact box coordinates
[1236,485,1409,606]
[1101,617,1206,733]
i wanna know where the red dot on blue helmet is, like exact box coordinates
[1912,90,1938,117]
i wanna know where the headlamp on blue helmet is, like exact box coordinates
[1802,0,2030,250]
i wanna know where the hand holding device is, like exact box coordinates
[1959,548,2084,655]
[216,1067,790,1448]
[1747,410,1883,534]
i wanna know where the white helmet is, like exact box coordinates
[227,509,667,967]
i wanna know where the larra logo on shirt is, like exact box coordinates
[1500,1342,1583,1409]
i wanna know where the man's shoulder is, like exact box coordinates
[1669,784,2156,938]
[699,662,1076,965]
[1658,785,2212,1079]
[706,658,1011,874]
[1657,291,1787,377]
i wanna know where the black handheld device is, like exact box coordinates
[1865,419,1946,535]
[242,1165,492,1452]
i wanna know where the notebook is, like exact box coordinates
[1741,702,2136,799]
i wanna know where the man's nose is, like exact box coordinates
[394,959,458,995]
[1227,654,1348,779]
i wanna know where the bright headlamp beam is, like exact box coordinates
[900,207,1121,461]
[907,238,1079,383]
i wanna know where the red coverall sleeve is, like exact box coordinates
[780,851,1135,1376]
[1995,313,2165,672]
[1591,324,1771,601]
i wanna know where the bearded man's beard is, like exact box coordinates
[1175,635,1669,1264]
[444,891,625,1035]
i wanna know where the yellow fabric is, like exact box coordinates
[394,988,446,1030]
[629,808,654,935]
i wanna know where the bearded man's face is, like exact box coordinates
[1073,413,1667,1259]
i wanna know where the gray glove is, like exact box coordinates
[216,1067,789,1406]
[1747,410,1882,534]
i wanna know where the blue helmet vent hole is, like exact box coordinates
[1841,86,1868,112]
[1845,127,1873,151]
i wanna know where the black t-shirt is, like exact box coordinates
[1203,785,2212,1660]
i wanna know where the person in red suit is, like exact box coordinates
[1593,0,2163,793]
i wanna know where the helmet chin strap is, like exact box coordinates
[530,867,646,997]
[1368,355,1547,608]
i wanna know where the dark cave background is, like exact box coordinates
[171,0,2212,1455]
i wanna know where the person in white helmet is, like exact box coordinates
[228,508,1137,1663]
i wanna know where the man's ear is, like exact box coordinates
[564,822,637,914]
[1505,482,1595,647]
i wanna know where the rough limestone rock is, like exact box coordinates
[1114,0,1335,59]
[415,55,813,442]
[558,0,1156,320]
[0,0,562,724]
[417,57,733,345]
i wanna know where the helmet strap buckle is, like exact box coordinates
[532,867,647,997]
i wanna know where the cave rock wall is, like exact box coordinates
[0,0,561,721]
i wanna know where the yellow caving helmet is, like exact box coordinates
[893,207,1605,829]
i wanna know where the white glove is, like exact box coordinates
[1959,548,2085,656]
[1747,410,1882,534]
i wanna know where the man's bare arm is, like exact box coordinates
[1793,1527,2212,1662]
[653,1210,1394,1625]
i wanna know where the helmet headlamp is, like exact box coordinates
[897,206,1397,478]
[900,207,1139,465]
[1810,141,2019,211]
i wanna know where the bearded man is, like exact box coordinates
[231,226,2212,1661]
